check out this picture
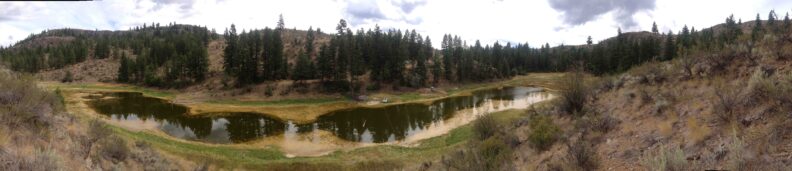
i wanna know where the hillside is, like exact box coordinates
[428,20,792,170]
[0,66,194,170]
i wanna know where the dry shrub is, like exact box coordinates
[576,112,619,134]
[591,75,617,93]
[0,148,62,171]
[99,136,130,163]
[442,116,515,171]
[726,130,747,171]
[473,114,499,141]
[629,61,668,85]
[559,71,589,115]
[769,72,792,109]
[30,148,61,171]
[89,120,112,141]
[635,86,654,107]
[640,145,687,171]
[673,52,699,79]
[703,49,737,75]
[746,67,774,101]
[746,68,792,109]
[0,72,61,131]
[265,162,343,171]
[132,141,176,171]
[564,140,599,171]
[712,81,743,124]
[440,134,514,171]
[353,160,403,171]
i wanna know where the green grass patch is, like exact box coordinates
[207,97,348,106]
[45,82,175,99]
[397,92,424,101]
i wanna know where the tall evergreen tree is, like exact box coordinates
[586,36,593,45]
[753,13,763,42]
[305,26,315,55]
[723,14,741,44]
[681,25,693,48]
[277,14,285,31]
[663,30,677,60]
[292,50,315,82]
[223,24,239,75]
[784,12,791,30]
[651,22,659,33]
[118,54,129,83]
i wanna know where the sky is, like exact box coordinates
[1,0,791,48]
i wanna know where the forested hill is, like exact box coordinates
[1,14,786,92]
[0,24,216,87]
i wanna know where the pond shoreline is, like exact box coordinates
[45,73,563,124]
[83,86,554,156]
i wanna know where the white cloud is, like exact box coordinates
[0,0,790,48]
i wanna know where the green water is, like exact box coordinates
[88,87,549,144]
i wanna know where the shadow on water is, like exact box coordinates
[88,87,550,144]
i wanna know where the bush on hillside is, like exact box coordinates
[473,114,499,141]
[88,120,112,143]
[746,68,774,102]
[576,112,619,134]
[528,115,561,151]
[673,53,699,79]
[61,71,73,83]
[99,136,130,163]
[769,72,792,109]
[0,73,60,131]
[440,134,514,171]
[559,71,589,116]
[264,85,274,97]
[713,81,742,124]
[640,145,687,171]
[566,140,599,171]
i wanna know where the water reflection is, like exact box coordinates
[88,87,550,144]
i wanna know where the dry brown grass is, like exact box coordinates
[686,117,711,146]
[657,118,675,138]
[0,128,8,148]
[564,140,599,171]
[640,145,687,171]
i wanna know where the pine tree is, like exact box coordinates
[680,25,691,48]
[316,45,334,82]
[586,36,593,45]
[305,26,315,55]
[223,24,239,75]
[118,53,130,82]
[651,21,659,33]
[768,10,777,27]
[752,13,763,42]
[277,14,285,31]
[663,30,676,60]
[429,37,441,85]
[94,39,110,59]
[723,14,741,44]
[784,13,791,30]
[292,50,315,82]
